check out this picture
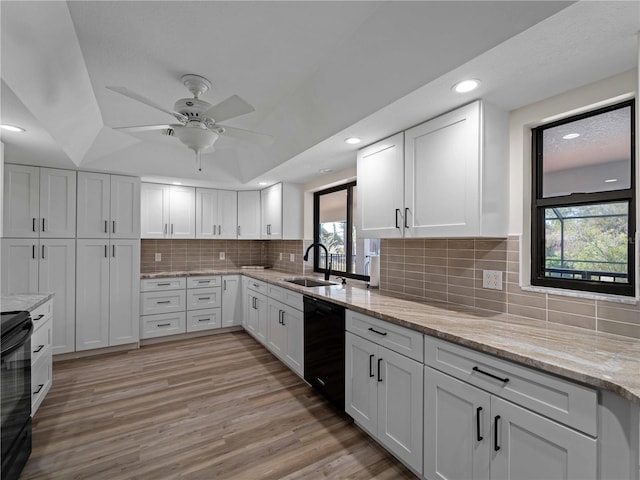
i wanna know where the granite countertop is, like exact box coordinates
[147,269,640,404]
[1,293,54,313]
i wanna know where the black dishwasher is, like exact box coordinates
[303,296,345,412]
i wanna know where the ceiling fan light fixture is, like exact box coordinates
[174,122,219,153]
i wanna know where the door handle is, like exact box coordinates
[105,220,109,233]
[476,406,483,441]
[33,344,45,353]
[377,358,383,382]
[42,245,46,259]
[32,245,36,259]
[157,323,171,327]
[368,327,387,336]
[395,208,401,229]
[224,280,227,290]
[237,225,240,236]
[218,225,221,235]
[494,415,501,451]
[42,217,46,232]
[104,245,108,258]
[404,208,409,229]
[171,224,174,235]
[369,354,375,378]
[112,245,116,257]
[112,220,116,234]
[473,366,510,384]
[33,218,37,232]
[164,224,168,235]
[33,384,44,394]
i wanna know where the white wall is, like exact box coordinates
[508,67,638,290]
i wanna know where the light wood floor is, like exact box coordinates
[22,331,417,479]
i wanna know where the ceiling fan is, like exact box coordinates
[107,74,273,171]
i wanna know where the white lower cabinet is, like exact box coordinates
[222,275,242,327]
[30,299,53,415]
[186,275,221,333]
[187,308,221,332]
[141,312,186,338]
[266,297,304,376]
[345,330,423,473]
[76,239,140,350]
[245,288,267,344]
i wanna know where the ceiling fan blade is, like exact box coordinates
[113,124,174,133]
[218,125,274,146]
[106,86,187,123]
[204,95,255,122]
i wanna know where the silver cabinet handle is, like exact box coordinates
[224,280,227,290]
[218,225,221,235]
[32,245,37,259]
[198,297,210,301]
[197,280,210,284]
[171,224,174,235]
[237,225,240,236]
[404,207,409,229]
[164,224,168,235]
[104,245,108,258]
[112,245,116,257]
[42,218,46,232]
[104,220,108,233]
[112,220,116,234]
[157,323,171,327]
[198,318,210,322]
[42,245,46,259]
[157,283,171,286]
[156,300,171,304]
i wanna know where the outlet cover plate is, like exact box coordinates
[290,254,295,262]
[219,252,225,260]
[155,253,161,262]
[482,270,503,290]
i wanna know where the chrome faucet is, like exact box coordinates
[303,243,332,281]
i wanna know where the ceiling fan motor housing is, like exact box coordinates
[174,98,214,123]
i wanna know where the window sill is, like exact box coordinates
[521,284,638,305]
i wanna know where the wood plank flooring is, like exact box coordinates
[22,331,417,479]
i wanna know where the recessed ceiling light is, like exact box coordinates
[172,182,182,185]
[345,137,361,145]
[452,79,480,93]
[319,168,333,174]
[562,133,580,140]
[604,178,618,183]
[0,124,25,133]
[258,181,268,186]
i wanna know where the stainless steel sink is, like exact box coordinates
[283,277,337,287]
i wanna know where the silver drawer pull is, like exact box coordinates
[33,345,45,353]
[197,280,210,284]
[156,300,171,304]
[157,323,171,327]
[198,318,210,322]
[157,283,171,286]
[198,297,210,301]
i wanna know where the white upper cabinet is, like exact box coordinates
[356,133,405,238]
[356,101,508,238]
[141,183,195,239]
[195,188,237,239]
[237,191,261,239]
[77,172,140,239]
[260,182,303,240]
[3,164,76,238]
[404,101,508,237]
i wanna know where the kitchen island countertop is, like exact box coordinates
[143,269,640,405]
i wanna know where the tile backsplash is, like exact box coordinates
[141,239,304,275]
[379,236,640,340]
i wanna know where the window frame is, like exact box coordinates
[531,99,636,297]
[313,181,370,281]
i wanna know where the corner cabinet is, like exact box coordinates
[260,182,303,240]
[356,101,508,238]
[141,183,195,239]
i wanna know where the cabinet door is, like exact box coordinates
[111,175,140,238]
[356,133,404,239]
[377,345,423,473]
[267,299,286,358]
[217,190,238,239]
[38,239,76,355]
[283,305,304,376]
[237,191,261,239]
[404,102,480,237]
[345,332,378,436]
[195,188,218,238]
[77,172,110,238]
[241,276,249,327]
[246,291,267,344]
[141,183,170,238]
[1,238,39,295]
[221,275,242,327]
[109,239,140,346]
[39,168,76,238]
[76,240,110,350]
[424,366,491,480]
[3,164,40,238]
[490,396,597,480]
[261,183,282,239]
[169,186,196,238]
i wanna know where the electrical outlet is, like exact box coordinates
[219,252,225,260]
[482,270,503,290]
[155,253,161,262]
[279,253,283,261]
[290,254,295,262]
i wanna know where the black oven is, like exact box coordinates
[1,311,34,480]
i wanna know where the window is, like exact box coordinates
[531,100,636,296]
[313,182,379,280]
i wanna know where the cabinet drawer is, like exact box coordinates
[346,310,423,362]
[246,278,267,295]
[140,277,186,292]
[187,308,222,332]
[140,290,186,315]
[140,312,186,338]
[30,300,53,330]
[187,287,221,310]
[424,335,598,436]
[31,317,52,366]
[268,285,303,311]
[32,355,52,415]
[187,276,221,289]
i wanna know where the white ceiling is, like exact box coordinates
[1,1,638,190]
